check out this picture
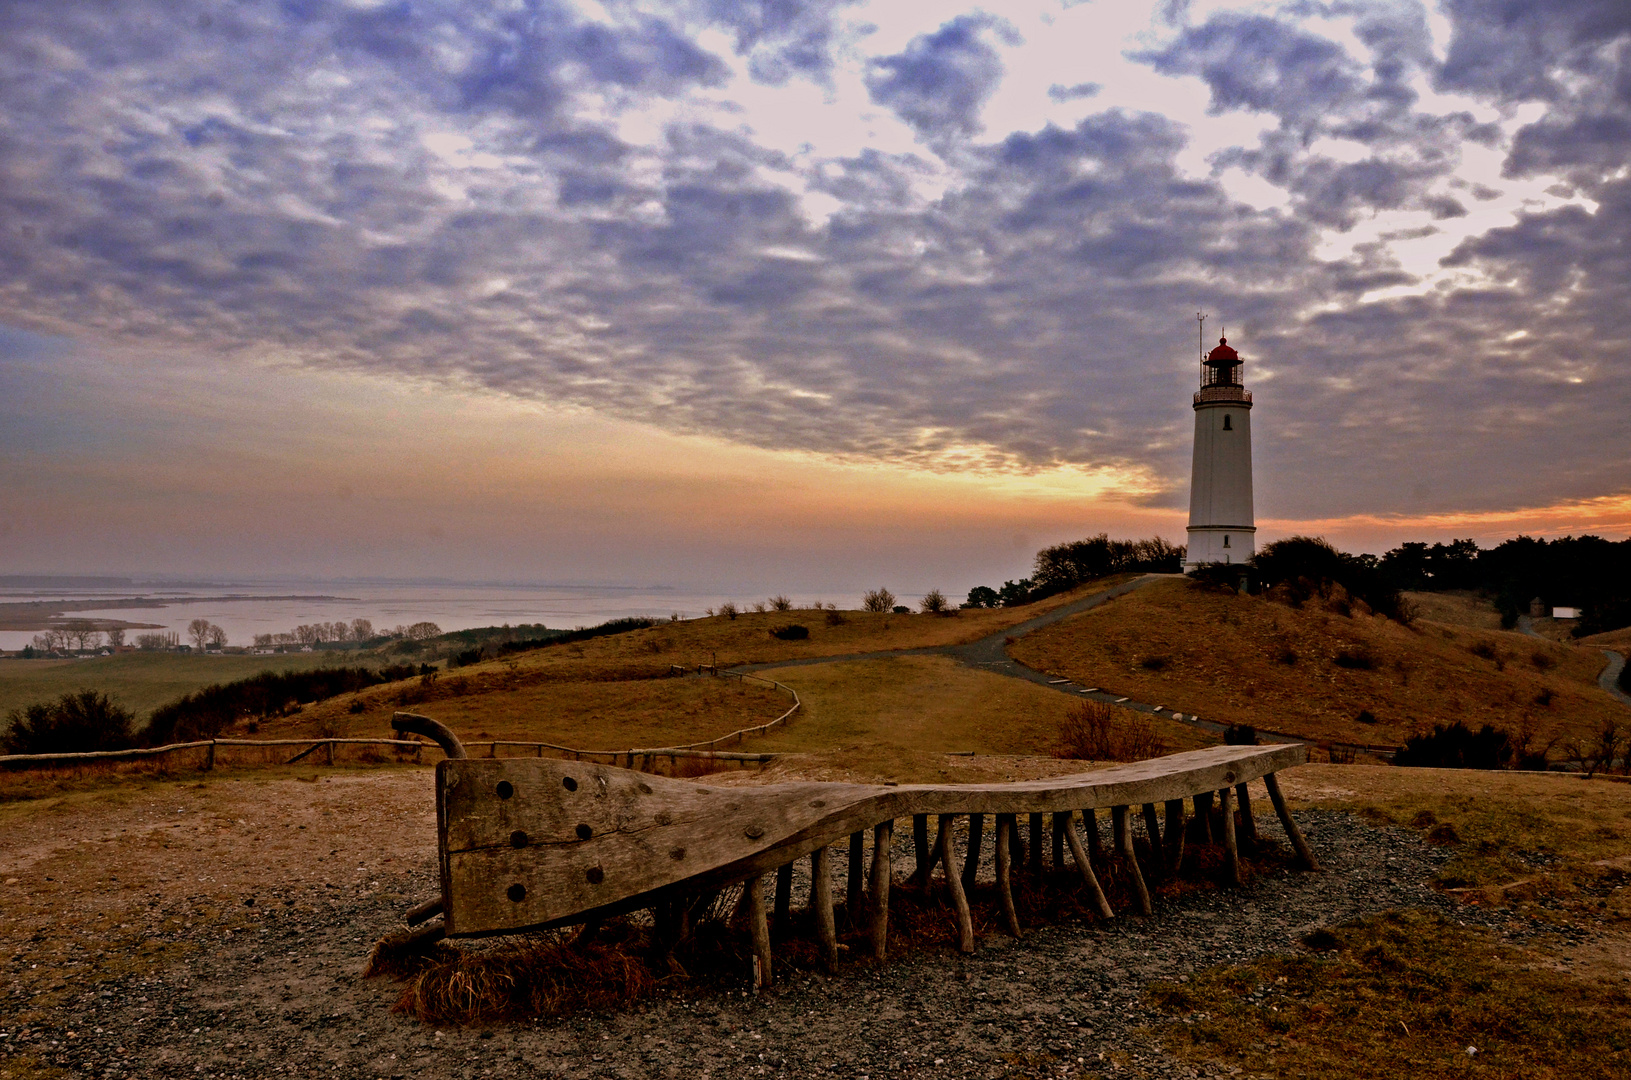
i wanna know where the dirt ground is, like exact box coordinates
[1,761,1623,1080]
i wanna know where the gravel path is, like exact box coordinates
[3,801,1544,1080]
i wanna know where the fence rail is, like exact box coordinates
[0,669,800,775]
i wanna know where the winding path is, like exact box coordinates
[1518,615,1631,710]
[735,574,1342,749]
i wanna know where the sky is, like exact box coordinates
[1,0,1628,595]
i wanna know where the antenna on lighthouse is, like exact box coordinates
[1196,311,1207,376]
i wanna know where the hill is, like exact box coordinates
[1008,577,1625,752]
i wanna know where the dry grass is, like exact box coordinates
[1580,625,1631,652]
[1055,699,1167,761]
[1150,765,1631,1079]
[1009,578,1621,751]
[1150,908,1631,1080]
[740,655,1213,775]
[1402,590,1503,631]
[1278,764,1631,922]
[262,671,791,751]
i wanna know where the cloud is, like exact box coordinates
[865,14,1015,139]
[0,0,1627,537]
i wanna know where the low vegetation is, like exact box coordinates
[2,691,136,755]
[1055,699,1167,762]
[1151,909,1631,1079]
[1009,577,1622,753]
[963,533,1184,608]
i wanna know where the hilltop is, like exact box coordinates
[1009,577,1624,751]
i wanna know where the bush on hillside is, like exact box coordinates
[962,585,1000,609]
[1252,536,1411,623]
[919,588,949,614]
[768,624,808,641]
[1055,700,1167,762]
[3,691,136,755]
[862,588,896,613]
[143,664,429,744]
[1393,722,1513,770]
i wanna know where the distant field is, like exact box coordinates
[0,652,370,725]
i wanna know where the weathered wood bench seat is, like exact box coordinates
[389,714,1316,990]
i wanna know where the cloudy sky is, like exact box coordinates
[2,0,1628,592]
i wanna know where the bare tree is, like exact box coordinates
[406,621,442,640]
[188,618,214,650]
[350,617,374,641]
[862,588,896,613]
[207,624,227,649]
[295,624,320,645]
[105,627,125,648]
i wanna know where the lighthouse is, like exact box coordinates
[1185,333,1255,571]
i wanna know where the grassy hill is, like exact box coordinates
[1009,577,1625,752]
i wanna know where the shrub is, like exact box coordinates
[1223,723,1257,745]
[963,585,999,609]
[768,595,794,612]
[1393,722,1513,770]
[717,601,740,620]
[919,588,949,614]
[3,691,136,754]
[1055,700,1167,762]
[1275,647,1299,665]
[1252,535,1410,623]
[891,605,910,614]
[1333,648,1374,670]
[1139,656,1169,671]
[768,625,808,641]
[824,609,847,626]
[862,588,896,613]
[1355,709,1377,725]
[1531,650,1556,671]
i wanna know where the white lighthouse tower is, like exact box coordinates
[1185,332,1255,570]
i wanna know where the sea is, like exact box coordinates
[0,577,843,652]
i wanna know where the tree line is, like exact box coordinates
[962,534,1186,608]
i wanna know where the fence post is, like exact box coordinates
[325,740,335,766]
[205,741,216,771]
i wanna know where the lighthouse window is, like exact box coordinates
[1222,414,1233,430]
[1223,535,1230,548]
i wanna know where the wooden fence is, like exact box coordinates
[0,670,800,777]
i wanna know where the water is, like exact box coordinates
[0,578,841,651]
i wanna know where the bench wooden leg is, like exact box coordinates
[870,819,892,960]
[1219,785,1243,887]
[995,814,1022,938]
[1141,803,1164,881]
[912,814,932,884]
[1193,791,1214,843]
[963,813,984,892]
[1085,807,1105,867]
[1113,805,1153,916]
[1051,811,1066,870]
[847,831,865,921]
[1029,813,1044,877]
[1235,781,1259,846]
[811,847,837,971]
[1263,772,1320,871]
[1163,798,1187,876]
[773,862,794,936]
[746,874,772,990]
[1062,809,1114,919]
[936,815,975,953]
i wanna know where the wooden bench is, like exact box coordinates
[388,713,1317,989]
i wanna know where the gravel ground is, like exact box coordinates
[2,791,1551,1080]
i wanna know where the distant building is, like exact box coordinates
[1185,335,1255,571]
[1552,607,1579,620]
